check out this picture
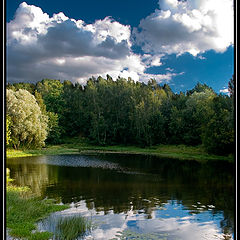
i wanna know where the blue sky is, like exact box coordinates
[6,0,234,93]
[6,0,159,26]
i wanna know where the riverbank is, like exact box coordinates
[6,169,69,240]
[6,139,234,162]
[6,168,93,240]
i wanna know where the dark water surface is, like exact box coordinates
[7,154,235,240]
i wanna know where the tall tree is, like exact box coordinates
[6,89,48,149]
[36,79,65,114]
[201,95,234,155]
[228,75,234,97]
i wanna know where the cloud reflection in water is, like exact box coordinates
[38,199,232,240]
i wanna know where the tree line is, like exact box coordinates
[6,75,235,155]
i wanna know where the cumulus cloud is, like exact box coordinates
[6,2,184,84]
[133,0,234,56]
[7,3,133,83]
[141,54,164,67]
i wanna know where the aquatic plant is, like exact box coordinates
[55,215,92,240]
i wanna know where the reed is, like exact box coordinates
[55,215,92,240]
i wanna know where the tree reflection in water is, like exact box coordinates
[7,154,234,239]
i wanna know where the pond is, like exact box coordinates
[7,153,235,240]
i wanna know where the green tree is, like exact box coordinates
[6,115,12,146]
[228,75,235,129]
[228,75,234,97]
[6,76,234,155]
[61,80,85,137]
[6,89,48,149]
[36,79,67,136]
[46,112,61,144]
[6,82,36,94]
[201,95,234,155]
[187,82,214,96]
[36,79,65,114]
[168,92,186,144]
[34,90,47,114]
[182,87,215,145]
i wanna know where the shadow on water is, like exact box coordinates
[7,153,235,239]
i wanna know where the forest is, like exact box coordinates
[6,75,235,155]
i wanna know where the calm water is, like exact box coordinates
[7,154,235,240]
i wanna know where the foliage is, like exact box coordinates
[6,115,12,146]
[34,90,47,114]
[36,79,66,119]
[201,95,234,155]
[46,112,62,144]
[228,75,234,97]
[181,88,216,145]
[6,82,36,94]
[6,89,49,149]
[6,76,234,155]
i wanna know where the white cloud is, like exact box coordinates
[140,54,165,69]
[198,55,206,60]
[7,2,184,84]
[140,71,184,84]
[220,88,230,95]
[166,67,174,72]
[151,57,162,66]
[6,3,138,83]
[134,0,234,56]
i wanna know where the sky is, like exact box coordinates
[6,0,234,93]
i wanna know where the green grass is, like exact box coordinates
[6,173,69,239]
[78,144,234,162]
[6,146,79,158]
[6,137,234,162]
[6,168,93,240]
[55,215,92,240]
[6,149,39,158]
[6,187,69,239]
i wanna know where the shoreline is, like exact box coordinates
[6,170,70,240]
[6,143,234,162]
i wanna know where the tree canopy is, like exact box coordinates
[6,76,235,155]
[6,89,48,149]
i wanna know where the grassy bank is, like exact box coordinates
[6,169,92,240]
[77,144,234,162]
[6,172,69,239]
[6,187,66,239]
[6,138,234,162]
